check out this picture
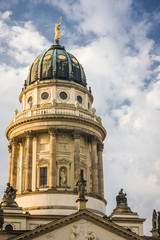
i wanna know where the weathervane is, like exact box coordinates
[55,16,62,44]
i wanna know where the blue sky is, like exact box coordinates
[0,0,160,235]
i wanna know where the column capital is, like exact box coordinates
[11,137,19,145]
[91,136,98,143]
[8,145,12,153]
[24,131,34,138]
[97,143,104,152]
[49,128,58,136]
[73,130,82,139]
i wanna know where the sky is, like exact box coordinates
[0,0,160,236]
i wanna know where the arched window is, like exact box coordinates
[5,224,13,231]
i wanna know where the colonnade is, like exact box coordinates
[8,130,104,198]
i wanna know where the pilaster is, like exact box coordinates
[24,131,33,192]
[91,136,98,194]
[11,137,19,189]
[97,143,104,198]
[73,130,82,185]
[8,145,12,184]
[32,134,38,191]
[49,129,57,189]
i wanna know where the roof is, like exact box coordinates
[10,209,145,240]
[27,43,87,87]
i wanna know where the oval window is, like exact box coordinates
[41,92,49,100]
[59,91,68,100]
[77,95,82,104]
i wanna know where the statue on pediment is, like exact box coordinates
[1,183,18,207]
[116,188,127,205]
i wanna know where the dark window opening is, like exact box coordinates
[40,167,47,186]
[5,224,13,231]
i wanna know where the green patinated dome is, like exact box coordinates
[27,44,87,87]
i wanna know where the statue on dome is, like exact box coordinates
[55,16,62,43]
[116,189,127,205]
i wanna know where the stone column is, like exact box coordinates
[8,144,12,184]
[98,143,104,198]
[73,130,82,186]
[18,140,23,194]
[32,134,38,191]
[91,136,98,194]
[49,129,57,189]
[24,131,33,192]
[10,137,18,189]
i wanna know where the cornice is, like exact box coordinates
[6,114,107,141]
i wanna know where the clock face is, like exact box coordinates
[59,91,68,100]
[77,95,82,104]
[41,92,49,100]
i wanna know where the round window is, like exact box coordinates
[41,92,49,100]
[77,95,82,104]
[59,91,68,100]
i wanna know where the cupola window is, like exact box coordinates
[77,95,82,104]
[59,91,68,100]
[41,92,49,100]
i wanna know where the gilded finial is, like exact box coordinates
[55,16,62,44]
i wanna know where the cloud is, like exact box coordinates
[0,0,160,235]
[46,0,160,234]
[0,11,51,65]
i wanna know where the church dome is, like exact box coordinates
[27,44,87,87]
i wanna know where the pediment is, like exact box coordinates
[11,210,144,240]
[56,157,71,165]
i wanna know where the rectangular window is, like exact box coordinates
[40,167,47,186]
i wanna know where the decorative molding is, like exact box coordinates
[56,158,71,165]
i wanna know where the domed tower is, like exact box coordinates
[5,19,106,217]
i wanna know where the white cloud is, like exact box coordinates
[0,0,160,235]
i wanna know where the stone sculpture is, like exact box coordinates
[1,183,18,207]
[116,188,127,205]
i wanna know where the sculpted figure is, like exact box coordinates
[116,188,127,205]
[55,16,62,41]
[1,183,17,207]
[152,209,157,229]
[3,183,17,200]
[86,231,96,240]
[76,170,86,199]
[0,204,4,230]
[158,212,160,236]
[60,168,67,186]
[70,225,80,240]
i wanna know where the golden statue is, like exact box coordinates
[55,16,62,42]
